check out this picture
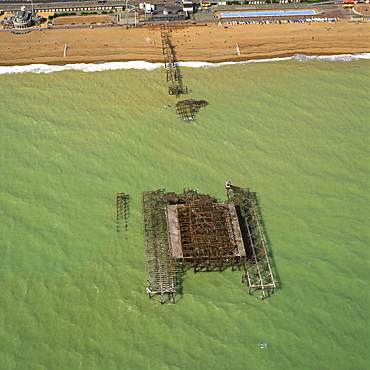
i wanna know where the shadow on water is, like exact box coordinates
[234,205,255,261]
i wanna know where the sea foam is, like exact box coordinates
[0,53,368,75]
[0,61,162,75]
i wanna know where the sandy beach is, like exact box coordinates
[0,20,369,66]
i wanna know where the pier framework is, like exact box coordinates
[160,27,188,97]
[160,26,207,121]
[116,192,128,232]
[227,186,276,299]
[143,190,177,304]
[142,185,276,303]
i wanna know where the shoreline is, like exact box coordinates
[1,51,369,69]
[0,21,369,67]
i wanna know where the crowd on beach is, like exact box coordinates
[218,17,341,26]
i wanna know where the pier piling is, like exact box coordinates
[142,185,276,303]
[116,193,128,232]
[160,27,187,97]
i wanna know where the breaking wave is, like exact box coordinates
[0,53,368,75]
[0,61,163,75]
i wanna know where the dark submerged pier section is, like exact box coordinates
[142,184,276,304]
[175,99,208,122]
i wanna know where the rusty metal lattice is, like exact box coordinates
[160,27,208,121]
[142,186,276,303]
[176,201,238,272]
[160,27,187,97]
[175,99,208,122]
[227,186,276,299]
[142,190,177,304]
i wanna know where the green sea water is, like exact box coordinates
[0,57,369,369]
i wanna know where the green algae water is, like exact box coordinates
[0,56,369,369]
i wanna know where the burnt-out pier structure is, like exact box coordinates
[142,184,276,303]
[161,27,187,97]
[160,26,207,121]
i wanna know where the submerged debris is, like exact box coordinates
[176,99,208,122]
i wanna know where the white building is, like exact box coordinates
[182,0,194,14]
[13,6,33,29]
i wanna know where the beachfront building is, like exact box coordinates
[182,0,195,14]
[0,6,46,30]
[13,6,33,29]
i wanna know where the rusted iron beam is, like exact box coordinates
[227,186,276,299]
[160,27,188,98]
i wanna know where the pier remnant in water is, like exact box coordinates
[142,184,276,304]
[161,27,187,97]
[226,185,276,299]
[116,193,128,232]
[176,99,208,122]
[143,190,177,304]
[160,26,208,120]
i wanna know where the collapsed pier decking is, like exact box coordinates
[142,185,276,303]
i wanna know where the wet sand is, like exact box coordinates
[0,20,368,66]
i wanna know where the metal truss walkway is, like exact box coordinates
[227,187,276,299]
[160,27,188,97]
[142,190,177,304]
